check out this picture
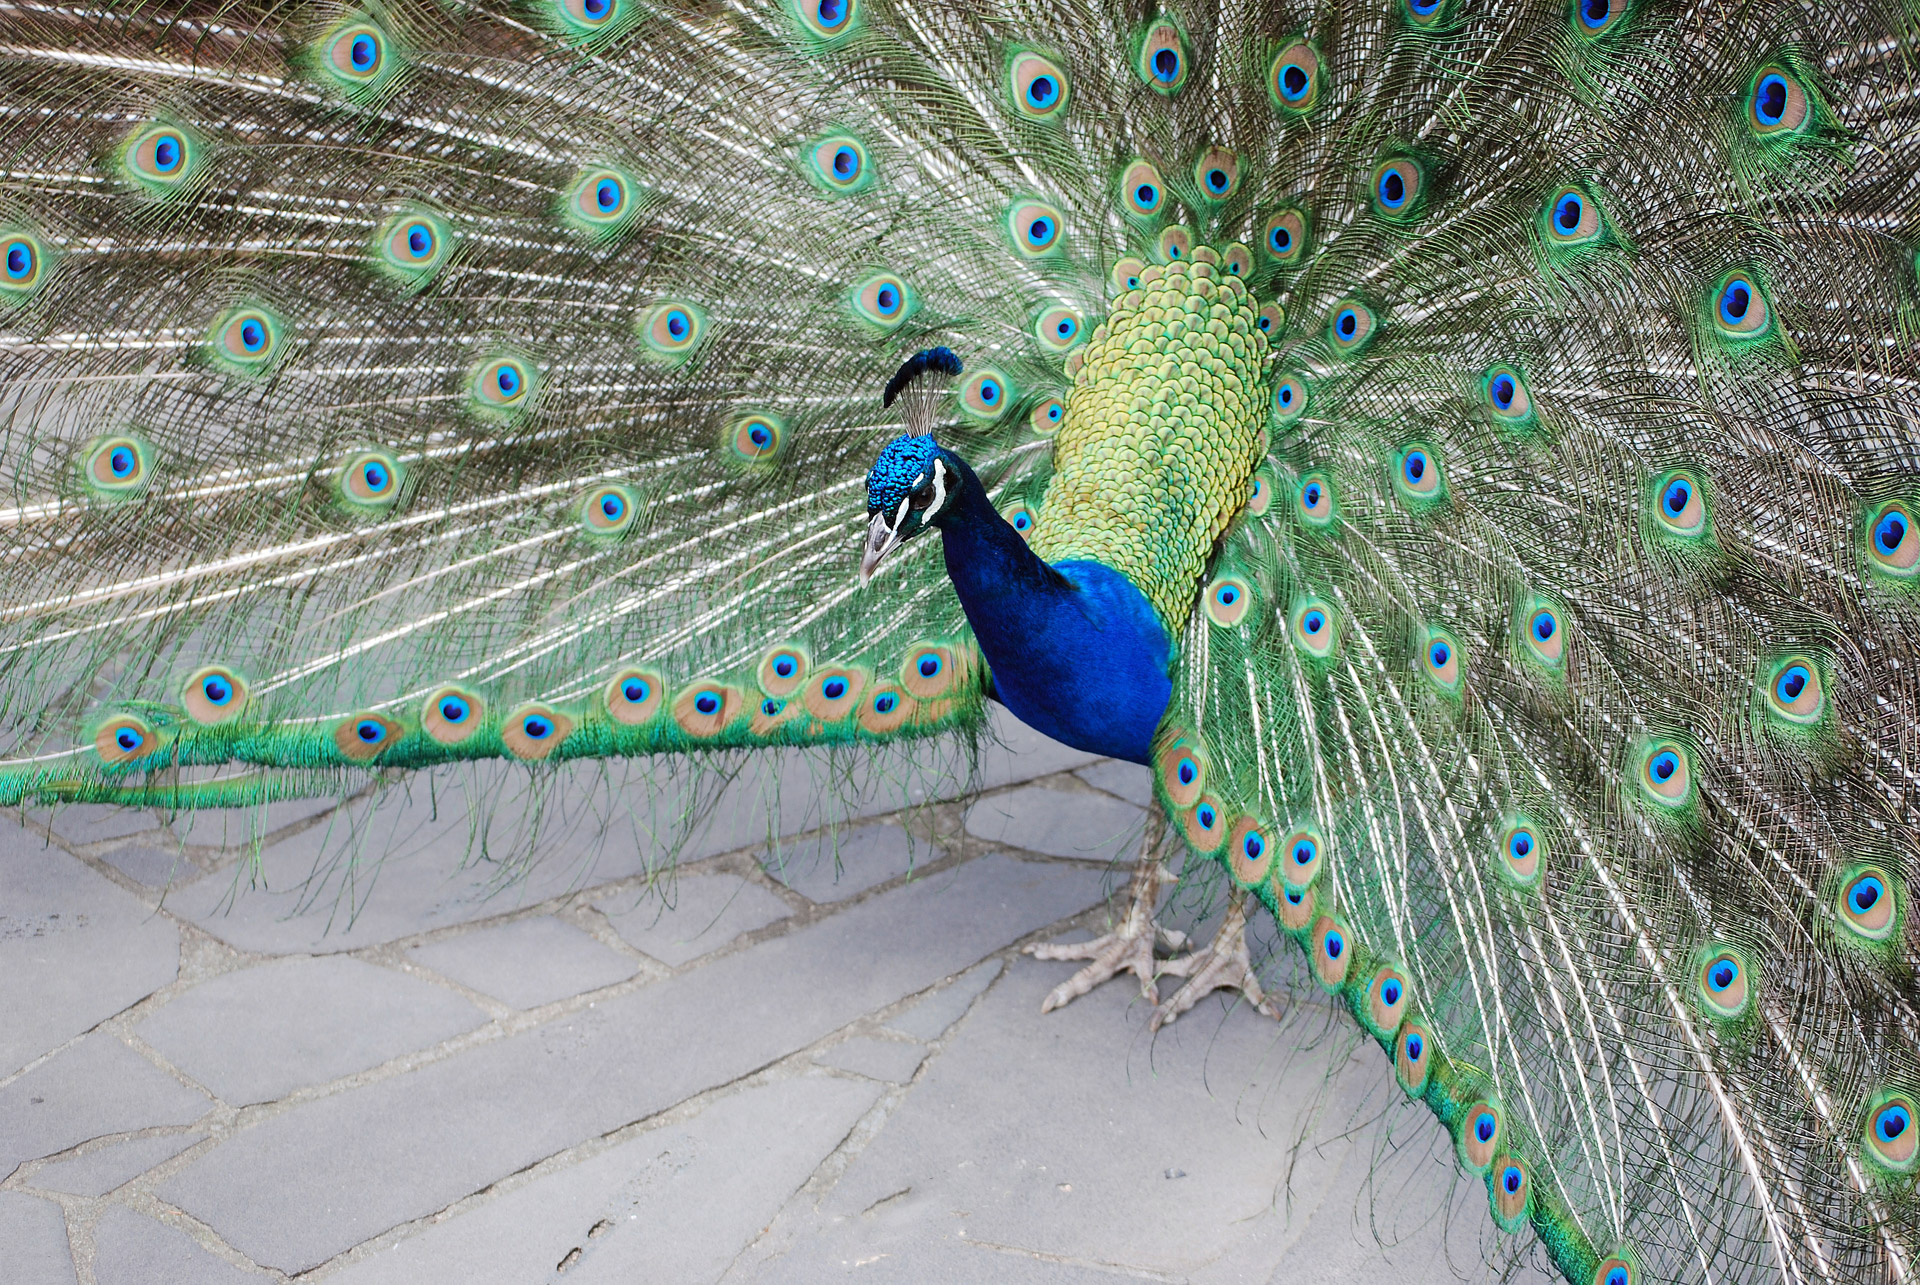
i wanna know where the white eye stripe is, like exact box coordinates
[922,458,950,523]
[894,495,911,527]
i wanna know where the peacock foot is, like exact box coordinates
[1150,891,1282,1032]
[1025,808,1183,1013]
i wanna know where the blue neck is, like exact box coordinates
[931,456,1172,764]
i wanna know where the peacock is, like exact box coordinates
[2,0,1918,1279]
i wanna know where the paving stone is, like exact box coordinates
[326,1075,881,1285]
[1073,759,1154,808]
[165,767,659,955]
[0,823,181,1080]
[760,824,935,903]
[813,1036,928,1084]
[92,1206,268,1285]
[159,854,1104,1273]
[594,873,790,967]
[27,1131,201,1196]
[0,1191,76,1284]
[135,956,488,1106]
[963,786,1143,864]
[738,1217,1153,1283]
[98,843,198,889]
[41,803,160,845]
[885,958,1003,1041]
[0,1035,211,1176]
[169,796,343,850]
[407,916,637,1009]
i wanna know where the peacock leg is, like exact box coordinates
[1025,806,1186,1013]
[1149,890,1281,1032]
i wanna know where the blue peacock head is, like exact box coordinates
[862,348,965,582]
[862,432,954,582]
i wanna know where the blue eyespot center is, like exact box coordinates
[1379,170,1405,206]
[816,0,845,27]
[1270,226,1291,252]
[1304,610,1325,634]
[1476,1113,1495,1142]
[875,286,899,313]
[1303,482,1320,506]
[1152,49,1178,82]
[1510,830,1533,858]
[523,716,552,739]
[1554,194,1582,231]
[5,242,31,279]
[239,319,266,352]
[1852,877,1884,912]
[153,135,182,172]
[762,699,781,716]
[1281,65,1308,98]
[109,447,135,478]
[917,653,942,678]
[1664,480,1691,514]
[440,698,468,722]
[623,679,649,703]
[1777,666,1809,702]
[364,462,389,491]
[666,310,689,339]
[695,691,721,715]
[583,0,610,17]
[874,692,897,714]
[116,728,142,751]
[1403,451,1427,484]
[1217,585,1238,606]
[1382,979,1401,1005]
[1047,403,1063,421]
[1196,804,1216,828]
[203,676,231,704]
[1880,1106,1911,1140]
[1503,1166,1522,1194]
[1337,310,1357,338]
[1709,960,1736,991]
[1580,0,1610,28]
[601,494,623,519]
[774,655,797,678]
[832,147,856,178]
[1324,930,1343,959]
[1650,751,1679,782]
[1533,611,1557,641]
[1406,1033,1423,1059]
[1292,839,1314,865]
[1755,74,1787,124]
[1012,510,1031,531]
[1608,1270,1629,1285]
[1490,375,1514,407]
[406,225,432,257]
[356,720,385,743]
[1027,75,1058,108]
[597,178,621,209]
[1026,217,1054,246]
[1207,168,1229,193]
[496,365,521,396]
[1244,832,1264,860]
[351,33,377,71]
[1429,642,1450,668]
[1874,511,1908,554]
[823,678,847,700]
[1177,757,1196,785]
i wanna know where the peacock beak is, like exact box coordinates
[861,506,908,583]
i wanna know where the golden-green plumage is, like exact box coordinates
[1029,245,1269,630]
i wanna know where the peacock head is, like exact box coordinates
[862,432,958,582]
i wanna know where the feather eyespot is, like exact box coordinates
[335,713,402,762]
[901,643,963,699]
[1370,158,1422,218]
[1261,209,1307,264]
[1009,51,1069,119]
[960,368,1015,420]
[210,306,284,373]
[1297,472,1333,526]
[1311,915,1351,989]
[1394,444,1443,501]
[183,666,249,725]
[1593,1257,1639,1285]
[1866,501,1919,575]
[1422,629,1461,691]
[1227,817,1272,886]
[790,0,857,41]
[1193,147,1241,202]
[1244,472,1272,517]
[423,686,485,745]
[1156,733,1207,808]
[95,714,158,766]
[1204,575,1253,627]
[1865,1093,1918,1174]
[1182,795,1225,852]
[1521,601,1564,666]
[1327,299,1375,353]
[1110,256,1147,295]
[1034,304,1084,353]
[640,301,709,362]
[1119,160,1163,218]
[1572,0,1627,36]
[1764,656,1824,724]
[1256,303,1284,337]
[1029,397,1065,436]
[1007,200,1065,257]
[1395,1019,1432,1094]
[1279,880,1316,931]
[1639,741,1691,806]
[1222,243,1252,277]
[1291,599,1338,658]
[1268,40,1321,113]
[566,166,643,235]
[674,682,742,737]
[1482,366,1532,422]
[851,272,915,330]
[470,354,538,413]
[122,124,201,192]
[1366,966,1410,1035]
[1695,947,1751,1019]
[1749,66,1809,136]
[1280,828,1323,890]
[1157,225,1193,263]
[504,704,572,760]
[607,669,664,725]
[1499,821,1543,886]
[858,685,913,733]
[1651,469,1707,537]
[374,206,452,286]
[803,667,866,721]
[726,413,786,464]
[758,647,811,698]
[1,229,48,299]
[339,449,404,508]
[580,483,638,537]
[1544,186,1602,245]
[1711,271,1770,338]
[1003,503,1035,537]
[1459,1100,1504,1174]
[804,135,871,195]
[1837,866,1899,942]
[1136,22,1187,93]
[1490,1157,1531,1231]
[1269,377,1309,429]
[83,435,153,497]
[1403,0,1447,25]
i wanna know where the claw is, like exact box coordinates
[1024,807,1177,1013]
[1151,891,1282,1032]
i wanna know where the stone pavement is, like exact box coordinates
[0,711,1559,1284]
